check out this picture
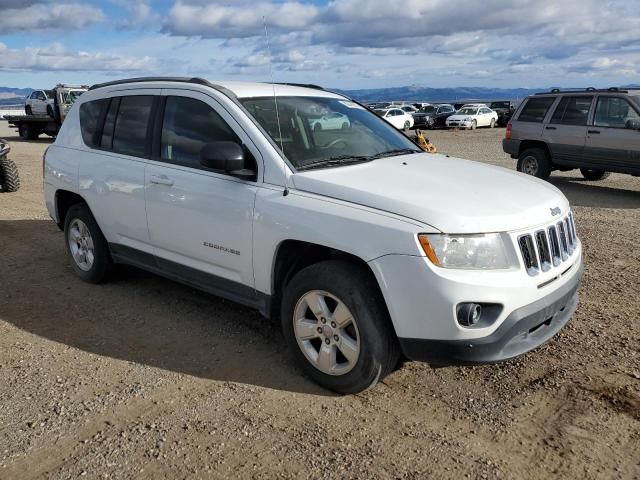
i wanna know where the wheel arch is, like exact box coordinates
[518,140,551,160]
[269,240,392,326]
[55,189,87,230]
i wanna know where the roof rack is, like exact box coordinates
[272,82,325,91]
[536,87,630,95]
[89,77,211,91]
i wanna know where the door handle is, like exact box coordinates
[588,130,600,134]
[545,126,557,130]
[149,174,174,186]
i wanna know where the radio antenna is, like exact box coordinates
[263,16,289,196]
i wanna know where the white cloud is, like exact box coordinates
[0,3,104,33]
[0,42,156,72]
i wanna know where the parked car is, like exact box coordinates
[489,101,515,127]
[446,105,498,129]
[44,77,582,394]
[412,104,456,129]
[308,112,351,131]
[0,138,20,192]
[374,107,414,130]
[413,103,432,110]
[399,105,418,114]
[25,89,55,116]
[503,87,640,180]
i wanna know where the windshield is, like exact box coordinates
[419,106,436,114]
[44,90,54,98]
[458,108,477,115]
[490,102,509,109]
[240,96,420,170]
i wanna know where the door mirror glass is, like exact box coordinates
[200,141,255,179]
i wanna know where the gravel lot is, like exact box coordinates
[1,122,639,479]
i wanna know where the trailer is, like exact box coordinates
[5,84,87,140]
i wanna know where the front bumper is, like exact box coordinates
[446,120,472,128]
[398,262,583,364]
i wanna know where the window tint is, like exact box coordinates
[517,97,556,122]
[112,96,153,158]
[79,98,110,147]
[100,98,119,149]
[593,96,640,129]
[550,96,592,126]
[161,96,240,168]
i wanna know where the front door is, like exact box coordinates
[584,95,640,174]
[145,90,261,297]
[543,95,593,167]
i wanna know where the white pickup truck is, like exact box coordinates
[43,78,583,393]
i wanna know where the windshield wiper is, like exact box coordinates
[298,155,372,171]
[367,148,421,159]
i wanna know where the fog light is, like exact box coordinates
[457,303,482,327]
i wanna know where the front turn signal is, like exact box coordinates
[418,234,440,266]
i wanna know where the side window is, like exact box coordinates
[517,97,556,123]
[161,96,240,168]
[550,96,592,126]
[79,98,110,147]
[100,98,120,149]
[112,96,154,158]
[593,96,640,129]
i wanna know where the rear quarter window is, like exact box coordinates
[79,98,110,147]
[516,97,556,123]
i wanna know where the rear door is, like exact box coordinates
[584,95,640,174]
[543,95,593,167]
[144,89,260,294]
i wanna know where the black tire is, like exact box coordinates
[46,105,54,118]
[580,168,610,181]
[64,203,113,283]
[19,123,38,140]
[281,260,399,394]
[517,148,552,180]
[0,157,20,192]
[25,105,32,115]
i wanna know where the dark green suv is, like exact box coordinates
[503,87,640,180]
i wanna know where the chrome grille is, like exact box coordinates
[518,212,578,276]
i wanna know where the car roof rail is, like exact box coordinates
[536,87,630,95]
[88,76,212,91]
[272,82,325,91]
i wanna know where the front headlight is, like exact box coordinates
[464,117,472,122]
[418,233,513,270]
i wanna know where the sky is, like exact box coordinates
[0,0,639,90]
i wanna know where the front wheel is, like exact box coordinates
[403,121,410,131]
[490,118,496,128]
[64,203,113,283]
[25,105,32,115]
[580,168,610,181]
[281,260,399,394]
[470,120,477,130]
[517,148,551,179]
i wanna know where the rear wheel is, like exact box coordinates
[580,168,610,181]
[19,124,38,140]
[46,105,55,118]
[64,203,113,283]
[0,157,20,192]
[517,148,551,179]
[281,260,399,394]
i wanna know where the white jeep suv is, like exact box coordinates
[44,78,583,394]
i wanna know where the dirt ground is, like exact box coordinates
[1,122,639,480]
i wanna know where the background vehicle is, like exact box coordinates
[0,138,20,192]
[412,104,456,129]
[446,106,498,129]
[44,77,581,394]
[399,105,418,114]
[25,90,55,116]
[489,101,515,127]
[374,107,414,130]
[7,84,88,140]
[308,112,351,131]
[503,87,640,180]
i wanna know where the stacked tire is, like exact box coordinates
[0,140,20,192]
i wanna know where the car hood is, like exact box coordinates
[448,114,474,121]
[292,153,569,233]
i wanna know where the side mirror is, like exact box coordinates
[625,119,640,131]
[200,141,255,180]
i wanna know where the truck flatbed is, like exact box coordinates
[5,114,60,140]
